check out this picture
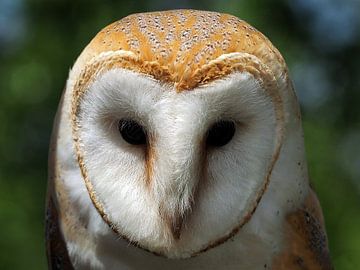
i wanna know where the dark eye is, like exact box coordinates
[118,119,147,145]
[206,120,235,147]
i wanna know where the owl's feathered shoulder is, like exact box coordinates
[272,188,333,270]
[45,193,74,270]
[45,90,76,269]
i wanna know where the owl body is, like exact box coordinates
[46,10,332,269]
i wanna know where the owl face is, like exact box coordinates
[74,67,282,257]
[68,10,288,258]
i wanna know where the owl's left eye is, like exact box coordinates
[118,119,147,145]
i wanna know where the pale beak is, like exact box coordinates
[163,209,184,240]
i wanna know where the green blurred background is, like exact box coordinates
[0,0,359,269]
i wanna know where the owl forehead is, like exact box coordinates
[77,10,286,91]
[99,10,245,64]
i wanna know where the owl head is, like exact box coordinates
[58,10,308,258]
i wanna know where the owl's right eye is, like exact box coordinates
[118,119,147,145]
[206,120,235,147]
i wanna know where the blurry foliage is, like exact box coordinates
[0,0,359,269]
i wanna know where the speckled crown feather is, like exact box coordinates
[73,9,287,92]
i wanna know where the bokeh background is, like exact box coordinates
[0,0,359,269]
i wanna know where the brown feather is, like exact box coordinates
[272,189,333,270]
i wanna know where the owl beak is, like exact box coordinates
[159,191,194,241]
[169,211,183,240]
[159,201,187,240]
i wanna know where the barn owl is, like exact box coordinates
[46,9,333,270]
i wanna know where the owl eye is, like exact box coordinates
[206,120,235,147]
[118,119,147,145]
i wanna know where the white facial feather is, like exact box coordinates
[74,68,279,257]
[53,62,310,269]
